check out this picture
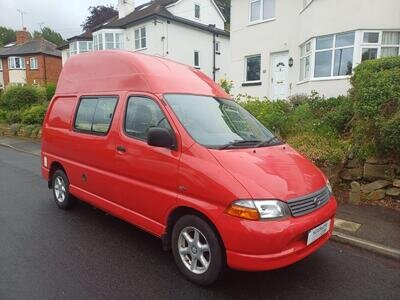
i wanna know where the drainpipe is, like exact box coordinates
[209,24,217,81]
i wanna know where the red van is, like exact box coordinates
[42,50,337,285]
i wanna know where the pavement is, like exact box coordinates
[0,145,399,299]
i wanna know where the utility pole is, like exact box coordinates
[17,9,27,29]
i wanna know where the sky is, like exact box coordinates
[0,0,148,38]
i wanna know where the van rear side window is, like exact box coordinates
[74,97,118,135]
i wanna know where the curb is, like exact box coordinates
[0,141,41,157]
[332,230,400,260]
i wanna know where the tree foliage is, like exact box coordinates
[33,26,66,45]
[0,26,16,46]
[215,0,231,26]
[81,5,118,32]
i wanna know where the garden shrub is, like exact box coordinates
[350,56,400,159]
[0,109,6,123]
[379,112,400,155]
[286,132,348,168]
[239,96,291,136]
[218,78,234,94]
[21,102,48,125]
[45,83,56,101]
[1,85,46,110]
[5,110,22,124]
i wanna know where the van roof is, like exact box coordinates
[56,50,229,98]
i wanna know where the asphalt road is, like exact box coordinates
[1,146,399,299]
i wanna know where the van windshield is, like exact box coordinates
[163,94,282,149]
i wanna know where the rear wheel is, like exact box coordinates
[172,215,225,285]
[52,169,75,209]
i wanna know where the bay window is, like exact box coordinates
[245,55,261,82]
[361,31,400,61]
[70,41,93,56]
[300,41,311,81]
[249,0,276,23]
[135,27,146,50]
[8,57,25,69]
[93,32,122,50]
[314,32,354,78]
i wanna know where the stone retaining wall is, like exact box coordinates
[342,157,400,204]
[0,123,42,139]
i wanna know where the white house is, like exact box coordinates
[230,0,400,99]
[60,0,230,81]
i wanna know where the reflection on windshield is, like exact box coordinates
[164,94,279,149]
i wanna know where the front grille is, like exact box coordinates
[287,186,331,217]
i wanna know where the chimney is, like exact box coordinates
[16,27,31,44]
[117,0,135,19]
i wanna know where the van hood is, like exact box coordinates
[208,144,326,201]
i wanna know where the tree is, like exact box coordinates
[33,26,66,46]
[215,0,231,25]
[0,27,16,46]
[81,5,118,32]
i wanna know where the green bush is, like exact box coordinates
[21,102,48,125]
[379,112,400,154]
[218,78,234,94]
[350,56,400,159]
[1,85,46,110]
[0,109,6,123]
[286,132,348,168]
[238,95,291,136]
[45,83,56,101]
[5,111,22,124]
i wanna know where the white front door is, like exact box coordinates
[270,52,289,100]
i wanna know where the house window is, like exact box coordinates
[245,55,261,82]
[249,0,276,23]
[361,31,400,61]
[300,41,311,81]
[195,3,201,19]
[194,51,200,68]
[30,57,38,70]
[135,27,146,50]
[0,60,2,71]
[78,41,92,53]
[8,57,25,69]
[314,31,355,78]
[215,41,221,54]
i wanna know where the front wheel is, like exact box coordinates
[172,215,225,285]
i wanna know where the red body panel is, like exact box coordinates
[42,51,337,272]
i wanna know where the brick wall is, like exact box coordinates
[25,54,62,86]
[1,58,10,86]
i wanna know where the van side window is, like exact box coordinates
[125,96,171,141]
[74,97,118,135]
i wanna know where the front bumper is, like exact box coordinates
[217,196,337,271]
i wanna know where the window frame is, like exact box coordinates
[123,95,176,146]
[244,54,262,83]
[8,56,25,70]
[313,32,355,79]
[215,41,221,54]
[73,95,119,136]
[194,3,201,19]
[0,59,2,71]
[299,41,312,81]
[360,30,400,61]
[194,51,200,68]
[134,27,147,50]
[249,0,276,25]
[29,57,38,70]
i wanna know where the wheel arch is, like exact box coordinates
[163,206,226,255]
[48,161,67,188]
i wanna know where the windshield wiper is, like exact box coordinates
[218,140,262,150]
[256,136,283,148]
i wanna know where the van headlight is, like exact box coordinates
[226,199,289,221]
[326,180,333,194]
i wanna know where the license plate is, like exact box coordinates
[307,219,331,245]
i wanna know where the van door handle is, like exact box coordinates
[116,145,126,153]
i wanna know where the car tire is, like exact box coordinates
[52,169,75,210]
[172,215,225,285]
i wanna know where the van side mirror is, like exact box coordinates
[147,127,176,150]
